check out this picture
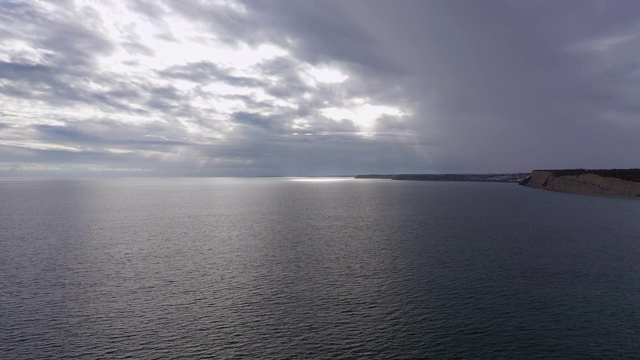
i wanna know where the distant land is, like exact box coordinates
[355,173,530,183]
[520,169,640,198]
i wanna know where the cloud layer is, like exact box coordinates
[1,0,639,176]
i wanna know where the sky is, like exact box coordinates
[1,0,639,177]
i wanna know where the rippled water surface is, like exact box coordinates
[2,178,640,359]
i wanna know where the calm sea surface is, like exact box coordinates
[2,178,640,359]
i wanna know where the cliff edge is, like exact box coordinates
[520,169,640,198]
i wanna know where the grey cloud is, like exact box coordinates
[165,0,401,74]
[232,112,286,133]
[36,124,92,142]
[375,115,410,133]
[0,62,52,82]
[0,1,114,67]
[322,0,640,171]
[158,62,221,82]
[2,0,640,176]
[195,133,434,176]
[158,61,266,87]
[315,119,358,134]
[143,85,182,111]
[242,0,403,74]
[0,60,145,113]
[127,0,168,20]
[30,119,192,150]
[165,0,255,46]
[256,57,314,99]
[122,42,155,57]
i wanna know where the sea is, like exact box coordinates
[1,177,640,359]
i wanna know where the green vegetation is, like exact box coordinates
[541,169,640,183]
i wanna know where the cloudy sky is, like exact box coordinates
[1,0,639,176]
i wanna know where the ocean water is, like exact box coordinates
[1,177,640,359]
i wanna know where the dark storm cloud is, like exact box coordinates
[321,0,640,171]
[164,0,402,74]
[241,0,403,74]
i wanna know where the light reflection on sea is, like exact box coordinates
[1,178,640,359]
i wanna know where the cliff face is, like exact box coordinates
[522,170,640,198]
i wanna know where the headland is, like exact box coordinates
[519,169,640,198]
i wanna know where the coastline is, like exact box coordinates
[519,169,640,198]
[355,173,529,183]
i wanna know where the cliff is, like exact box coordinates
[520,169,640,198]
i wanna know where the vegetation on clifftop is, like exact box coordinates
[539,169,640,183]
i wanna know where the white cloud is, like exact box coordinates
[306,65,349,84]
[0,0,414,176]
[321,100,407,136]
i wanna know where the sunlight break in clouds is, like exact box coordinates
[304,65,349,84]
[321,99,407,136]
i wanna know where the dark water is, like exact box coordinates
[2,178,640,359]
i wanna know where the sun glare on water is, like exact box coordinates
[288,177,353,182]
